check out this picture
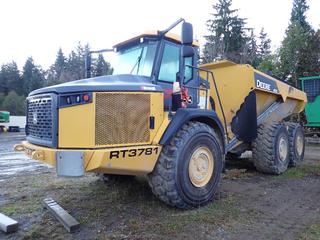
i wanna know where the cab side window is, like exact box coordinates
[184,57,193,83]
[158,43,180,83]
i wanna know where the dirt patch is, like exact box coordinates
[0,133,319,239]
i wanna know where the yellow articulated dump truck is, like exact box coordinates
[15,19,307,209]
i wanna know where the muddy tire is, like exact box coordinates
[99,174,135,184]
[252,123,290,175]
[148,122,223,209]
[287,122,305,167]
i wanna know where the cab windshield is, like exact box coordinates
[113,41,157,77]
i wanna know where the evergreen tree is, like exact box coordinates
[278,0,316,86]
[253,28,272,68]
[54,48,66,80]
[0,62,21,95]
[2,90,26,115]
[46,48,67,86]
[258,28,271,58]
[202,0,250,63]
[243,29,258,65]
[93,54,113,77]
[290,0,310,30]
[64,43,90,81]
[0,93,5,108]
[22,57,44,95]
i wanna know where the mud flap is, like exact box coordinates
[56,151,84,177]
[231,91,257,142]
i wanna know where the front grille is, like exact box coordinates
[26,94,57,147]
[95,93,150,145]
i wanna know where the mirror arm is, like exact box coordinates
[159,18,185,36]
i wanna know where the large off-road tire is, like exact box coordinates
[287,122,305,167]
[252,122,290,175]
[148,122,223,209]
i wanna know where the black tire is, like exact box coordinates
[148,122,223,209]
[287,122,305,167]
[99,174,135,184]
[252,122,290,175]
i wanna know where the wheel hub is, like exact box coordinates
[188,147,214,188]
[296,134,304,156]
[278,136,288,162]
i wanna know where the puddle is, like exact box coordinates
[0,133,52,178]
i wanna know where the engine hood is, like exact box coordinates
[29,74,163,96]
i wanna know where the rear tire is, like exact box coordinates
[287,122,305,167]
[148,122,223,209]
[252,122,290,175]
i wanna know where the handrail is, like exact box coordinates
[184,64,229,142]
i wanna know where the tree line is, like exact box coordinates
[202,0,320,87]
[0,0,319,115]
[0,43,112,115]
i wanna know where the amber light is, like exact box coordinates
[83,94,90,102]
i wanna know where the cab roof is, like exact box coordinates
[113,31,199,49]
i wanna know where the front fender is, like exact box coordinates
[159,109,225,152]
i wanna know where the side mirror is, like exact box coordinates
[181,22,193,45]
[181,46,194,58]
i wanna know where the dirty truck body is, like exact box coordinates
[16,20,307,208]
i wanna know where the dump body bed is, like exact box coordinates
[200,60,307,140]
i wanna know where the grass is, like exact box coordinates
[0,171,260,239]
[274,164,320,180]
[223,168,257,180]
[1,205,18,216]
[299,222,320,240]
[22,226,47,240]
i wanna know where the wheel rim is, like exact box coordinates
[296,134,304,156]
[278,136,288,162]
[188,146,214,188]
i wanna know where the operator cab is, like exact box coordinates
[110,21,202,111]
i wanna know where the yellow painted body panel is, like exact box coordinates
[85,145,162,175]
[21,91,165,175]
[58,92,164,148]
[200,60,307,137]
[21,141,161,176]
[59,95,96,148]
[200,62,254,138]
[149,92,165,143]
[152,112,170,144]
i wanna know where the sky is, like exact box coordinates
[0,0,319,69]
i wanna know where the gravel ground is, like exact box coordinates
[0,132,319,240]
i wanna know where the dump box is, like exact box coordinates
[200,60,307,149]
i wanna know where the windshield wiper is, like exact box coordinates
[130,47,144,74]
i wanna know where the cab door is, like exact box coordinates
[156,41,180,110]
[156,41,197,110]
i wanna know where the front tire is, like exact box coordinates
[148,122,223,209]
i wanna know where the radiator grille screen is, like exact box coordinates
[27,94,53,141]
[304,79,320,102]
[95,93,150,145]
